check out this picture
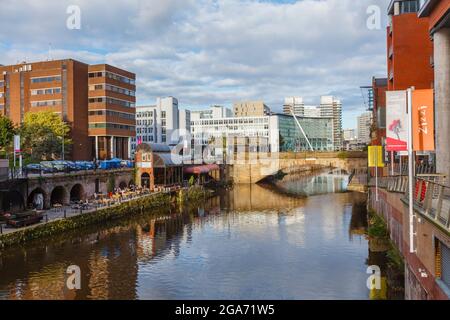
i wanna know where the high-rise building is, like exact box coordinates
[303,106,321,118]
[357,112,373,144]
[0,59,136,160]
[283,97,304,117]
[343,129,357,141]
[387,0,434,90]
[131,97,182,154]
[233,101,270,117]
[319,96,342,150]
[88,64,136,160]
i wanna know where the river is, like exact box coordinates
[0,169,403,300]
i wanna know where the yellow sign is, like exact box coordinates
[368,146,384,168]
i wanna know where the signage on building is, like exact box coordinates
[386,91,408,151]
[412,89,435,152]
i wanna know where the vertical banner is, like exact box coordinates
[14,135,21,153]
[412,89,435,151]
[368,146,384,168]
[386,91,407,151]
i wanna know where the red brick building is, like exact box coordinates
[0,59,135,160]
[370,77,388,146]
[387,0,434,90]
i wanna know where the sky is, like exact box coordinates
[0,0,388,129]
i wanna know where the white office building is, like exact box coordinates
[131,97,181,155]
[191,105,232,121]
[304,105,321,118]
[357,112,373,144]
[319,96,343,150]
[190,114,334,161]
[283,97,304,117]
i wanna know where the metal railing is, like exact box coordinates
[407,177,450,232]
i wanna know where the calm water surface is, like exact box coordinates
[0,170,399,300]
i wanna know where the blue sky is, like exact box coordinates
[0,0,388,129]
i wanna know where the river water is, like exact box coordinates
[0,169,403,300]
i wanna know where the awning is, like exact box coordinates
[184,164,220,174]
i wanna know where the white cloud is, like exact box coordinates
[0,0,388,128]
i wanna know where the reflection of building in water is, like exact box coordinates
[274,169,349,197]
[0,225,140,300]
[349,194,369,239]
[225,184,307,212]
[136,214,188,263]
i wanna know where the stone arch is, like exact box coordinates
[141,173,150,188]
[118,181,127,189]
[70,184,85,202]
[1,190,25,213]
[50,186,69,206]
[27,187,47,210]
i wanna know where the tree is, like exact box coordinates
[20,111,72,162]
[0,115,15,156]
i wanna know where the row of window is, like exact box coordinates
[89,123,135,131]
[400,0,420,14]
[31,76,61,84]
[192,125,269,132]
[192,118,268,126]
[89,97,135,108]
[31,87,61,95]
[135,135,155,143]
[137,111,154,118]
[137,127,154,134]
[31,99,62,107]
[89,71,135,85]
[137,119,154,126]
[88,110,135,120]
[89,83,135,97]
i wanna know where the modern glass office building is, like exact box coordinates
[270,114,334,152]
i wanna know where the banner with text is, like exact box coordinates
[412,89,435,151]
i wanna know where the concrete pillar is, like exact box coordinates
[95,136,99,160]
[111,136,115,159]
[434,28,450,184]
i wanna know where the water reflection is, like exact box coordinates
[0,170,399,300]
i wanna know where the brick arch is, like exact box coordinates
[1,190,25,213]
[118,181,128,189]
[50,186,69,206]
[27,187,48,210]
[70,184,85,202]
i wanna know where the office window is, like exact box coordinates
[161,111,166,119]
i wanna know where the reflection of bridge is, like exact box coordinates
[0,169,134,212]
[229,152,368,184]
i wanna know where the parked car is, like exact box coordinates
[25,164,55,174]
[41,161,64,172]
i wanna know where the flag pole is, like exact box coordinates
[407,87,415,254]
[375,147,379,202]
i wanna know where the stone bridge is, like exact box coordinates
[0,169,134,212]
[229,151,368,184]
